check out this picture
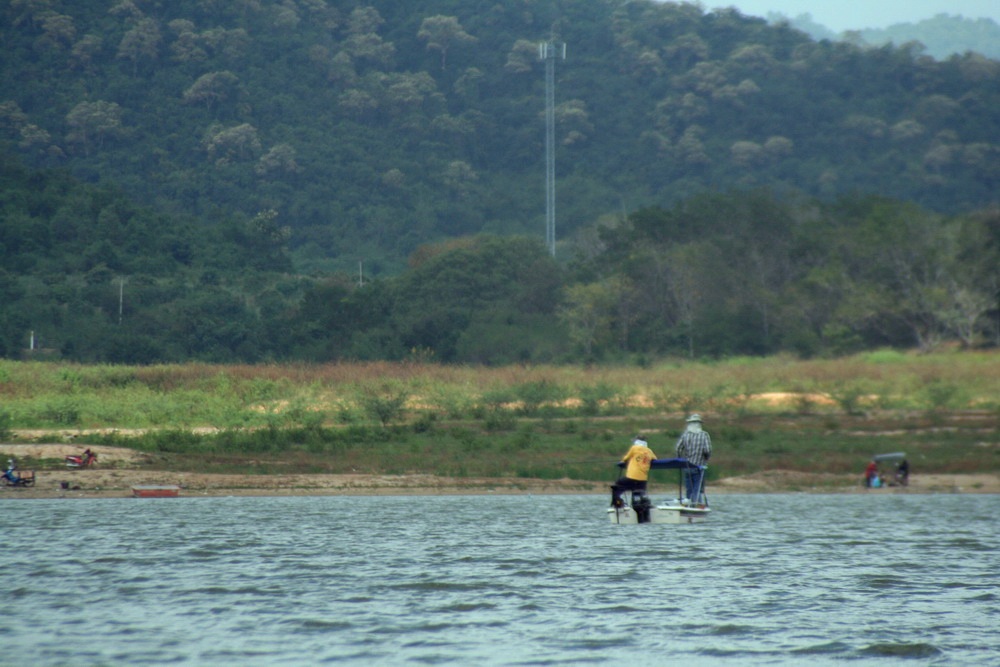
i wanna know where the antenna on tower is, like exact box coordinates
[117,276,126,325]
[539,40,565,257]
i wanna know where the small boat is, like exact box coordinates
[132,485,181,498]
[607,458,710,525]
[867,452,909,488]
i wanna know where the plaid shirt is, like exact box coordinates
[675,430,712,466]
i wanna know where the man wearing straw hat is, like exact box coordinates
[675,414,712,504]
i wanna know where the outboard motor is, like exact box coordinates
[632,491,652,523]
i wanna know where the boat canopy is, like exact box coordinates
[616,458,702,470]
[650,458,702,470]
[873,452,906,462]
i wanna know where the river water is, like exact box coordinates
[1,493,996,665]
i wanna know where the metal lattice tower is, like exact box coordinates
[540,42,565,257]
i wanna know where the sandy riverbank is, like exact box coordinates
[2,444,998,499]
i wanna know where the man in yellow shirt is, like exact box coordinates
[611,438,657,508]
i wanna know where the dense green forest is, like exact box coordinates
[2,154,997,363]
[1,0,998,364]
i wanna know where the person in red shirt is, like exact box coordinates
[864,460,879,488]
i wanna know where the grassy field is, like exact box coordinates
[1,350,997,482]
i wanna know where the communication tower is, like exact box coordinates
[539,41,565,257]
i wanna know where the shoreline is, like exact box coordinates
[3,444,998,499]
[3,471,997,499]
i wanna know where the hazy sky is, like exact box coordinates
[718,1,1000,32]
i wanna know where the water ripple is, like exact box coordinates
[1,493,997,665]
[859,642,944,658]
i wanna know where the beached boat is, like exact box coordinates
[132,485,181,498]
[607,458,710,525]
[865,452,909,488]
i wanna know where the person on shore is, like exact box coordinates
[611,438,657,507]
[3,459,20,485]
[675,414,711,504]
[864,460,878,488]
[895,459,909,486]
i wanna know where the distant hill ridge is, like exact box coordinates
[770,12,1000,60]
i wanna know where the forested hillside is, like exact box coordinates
[1,0,998,364]
[3,0,999,272]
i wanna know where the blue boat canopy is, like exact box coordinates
[616,458,702,470]
[650,458,701,470]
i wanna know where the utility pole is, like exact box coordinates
[540,41,565,257]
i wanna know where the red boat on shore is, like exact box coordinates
[132,485,181,498]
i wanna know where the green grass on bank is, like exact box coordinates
[0,352,997,479]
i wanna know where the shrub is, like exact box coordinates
[358,384,409,427]
[923,381,959,412]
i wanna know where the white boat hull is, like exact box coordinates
[607,503,710,525]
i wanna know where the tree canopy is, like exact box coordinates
[1,0,998,363]
[2,0,998,274]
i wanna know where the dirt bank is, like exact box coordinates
[2,444,998,499]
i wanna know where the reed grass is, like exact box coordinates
[4,351,997,427]
[1,351,997,479]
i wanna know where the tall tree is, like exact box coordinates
[65,101,124,156]
[417,15,476,71]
